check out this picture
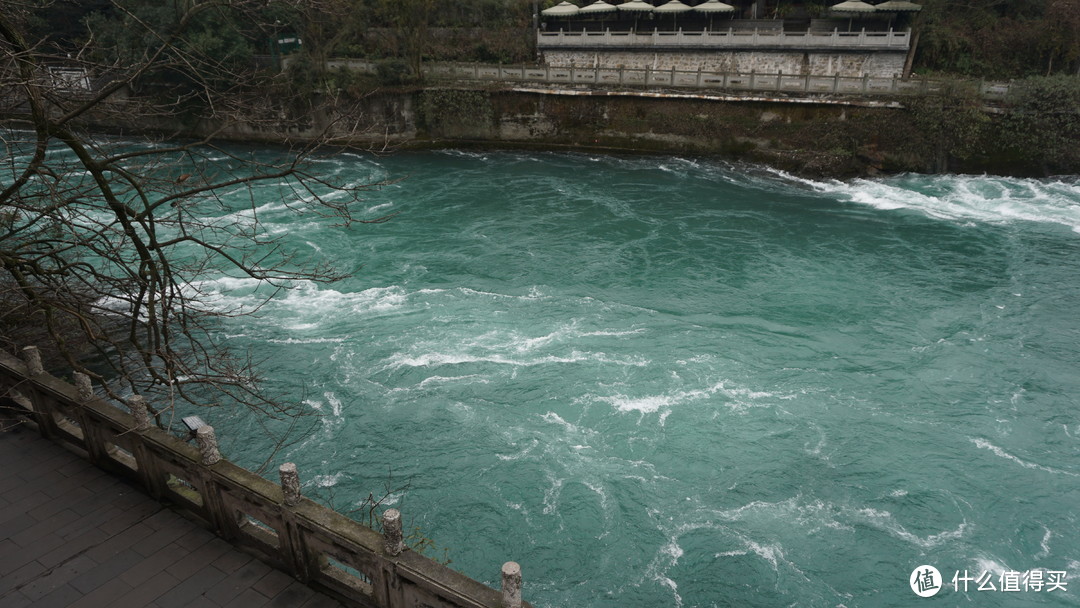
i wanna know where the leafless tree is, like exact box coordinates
[1,0,391,427]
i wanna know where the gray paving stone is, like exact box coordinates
[210,548,253,574]
[1,423,354,608]
[135,520,194,558]
[67,577,135,608]
[85,520,156,562]
[175,526,216,551]
[28,581,83,608]
[0,538,36,576]
[96,502,160,537]
[0,590,35,608]
[70,548,144,594]
[266,581,316,608]
[155,564,228,608]
[31,487,95,520]
[57,456,95,477]
[120,541,189,586]
[144,509,189,531]
[0,559,47,596]
[0,504,46,539]
[301,593,347,608]
[115,570,182,607]
[36,526,110,568]
[54,504,122,540]
[203,559,272,606]
[19,554,98,601]
[165,538,233,580]
[252,567,296,599]
[221,587,271,608]
[11,508,84,547]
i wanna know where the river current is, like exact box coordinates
[25,142,1080,607]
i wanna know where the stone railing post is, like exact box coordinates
[280,462,302,506]
[195,425,222,465]
[72,371,111,467]
[383,508,405,556]
[21,346,43,375]
[128,395,151,432]
[73,372,93,402]
[502,561,522,608]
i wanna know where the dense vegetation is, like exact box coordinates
[8,0,1080,176]
[914,0,1080,78]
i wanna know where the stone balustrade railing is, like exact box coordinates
[0,346,528,608]
[538,28,912,51]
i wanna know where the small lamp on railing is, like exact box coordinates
[182,415,207,442]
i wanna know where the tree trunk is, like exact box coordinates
[903,28,920,78]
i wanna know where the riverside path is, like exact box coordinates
[0,426,344,608]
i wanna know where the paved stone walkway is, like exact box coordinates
[0,426,345,608]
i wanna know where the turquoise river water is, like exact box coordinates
[191,151,1080,608]
[19,143,1080,607]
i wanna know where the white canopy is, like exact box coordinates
[618,0,656,12]
[580,0,618,14]
[874,0,922,11]
[654,0,693,13]
[693,0,736,12]
[541,1,581,17]
[830,0,877,13]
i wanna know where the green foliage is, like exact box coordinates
[374,59,418,86]
[418,89,495,135]
[906,80,991,171]
[913,0,1080,78]
[83,0,253,93]
[1000,76,1080,172]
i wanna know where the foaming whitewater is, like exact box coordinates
[124,148,1080,608]
[781,170,1080,234]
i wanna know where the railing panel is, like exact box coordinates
[538,28,910,50]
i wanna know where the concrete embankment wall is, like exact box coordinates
[95,85,1037,177]
[186,87,931,177]
[541,49,907,79]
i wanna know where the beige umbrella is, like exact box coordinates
[541,1,581,17]
[830,0,876,13]
[830,0,876,31]
[655,0,692,27]
[693,0,735,12]
[580,0,618,13]
[873,1,920,30]
[580,1,617,28]
[654,0,693,11]
[693,0,735,29]
[618,0,655,30]
[874,0,921,11]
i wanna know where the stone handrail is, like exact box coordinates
[0,347,529,608]
[538,27,912,50]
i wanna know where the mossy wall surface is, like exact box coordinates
[76,87,1060,178]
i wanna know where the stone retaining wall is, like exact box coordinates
[541,49,907,77]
